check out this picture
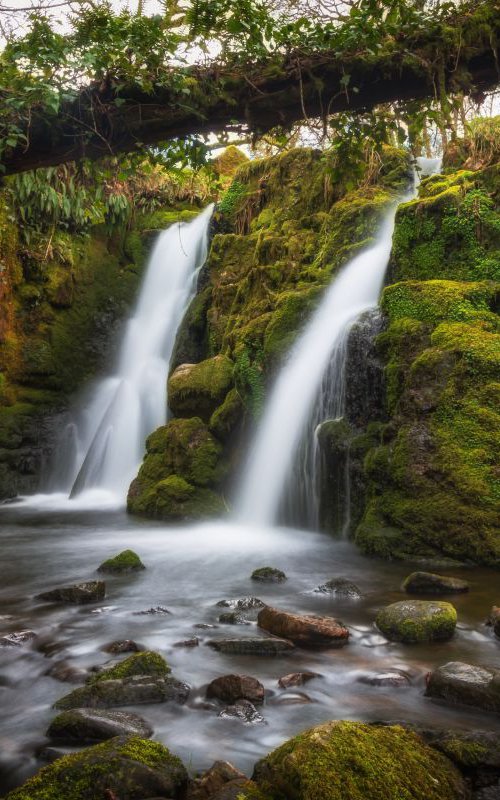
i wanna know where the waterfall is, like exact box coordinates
[53,205,213,500]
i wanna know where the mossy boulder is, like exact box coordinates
[209,388,244,441]
[402,571,469,595]
[4,736,188,800]
[252,720,466,800]
[376,600,457,643]
[88,651,170,683]
[168,355,234,422]
[97,549,145,574]
[54,675,189,710]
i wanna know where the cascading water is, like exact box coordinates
[51,205,213,500]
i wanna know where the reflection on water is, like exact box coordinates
[0,501,499,792]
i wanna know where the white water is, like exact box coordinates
[51,205,213,501]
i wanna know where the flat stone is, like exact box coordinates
[0,630,37,647]
[258,606,349,648]
[251,567,287,583]
[426,661,500,713]
[278,671,321,689]
[207,637,294,655]
[358,671,411,687]
[313,579,362,598]
[102,639,143,654]
[54,675,190,710]
[402,572,469,595]
[37,581,105,605]
[47,708,153,742]
[206,674,264,705]
[376,600,457,643]
[218,699,264,724]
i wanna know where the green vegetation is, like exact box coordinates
[376,600,457,643]
[97,549,145,574]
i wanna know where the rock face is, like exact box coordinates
[258,606,349,648]
[252,720,467,800]
[47,709,153,742]
[251,567,287,583]
[4,735,188,800]
[37,581,105,604]
[206,675,264,705]
[376,600,457,643]
[97,550,145,574]
[402,571,469,594]
[426,661,500,713]
[207,638,294,655]
[168,356,234,422]
[54,675,190,709]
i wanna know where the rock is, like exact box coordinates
[376,600,457,643]
[486,606,500,638]
[88,652,170,683]
[402,571,469,595]
[37,581,105,605]
[0,630,37,647]
[187,760,246,800]
[54,675,190,710]
[426,662,500,713]
[218,612,250,625]
[173,637,199,648]
[4,736,187,800]
[209,779,264,800]
[103,639,143,654]
[358,671,411,687]
[272,692,312,705]
[417,727,500,771]
[97,549,145,574]
[216,597,264,613]
[252,720,467,800]
[47,708,153,742]
[251,567,286,583]
[207,638,294,655]
[45,661,87,684]
[218,700,264,724]
[313,578,362,598]
[194,623,218,629]
[133,606,171,615]
[206,675,264,705]
[168,355,234,422]
[37,746,66,764]
[258,606,349,648]
[278,671,321,689]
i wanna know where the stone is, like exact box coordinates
[168,355,234,422]
[133,605,171,615]
[272,692,312,705]
[194,623,218,629]
[207,638,294,655]
[102,639,143,654]
[47,708,153,742]
[209,779,263,800]
[258,606,349,648]
[358,671,411,687]
[173,637,199,648]
[218,700,264,724]
[278,671,321,689]
[187,760,246,800]
[37,581,105,605]
[0,630,37,647]
[97,549,145,574]
[4,736,187,800]
[218,612,250,625]
[251,567,287,583]
[88,651,170,683]
[376,600,457,643]
[54,675,190,710]
[426,662,500,713]
[45,661,87,684]
[215,597,264,620]
[206,675,264,705]
[486,606,500,638]
[313,578,362,598]
[402,571,469,595]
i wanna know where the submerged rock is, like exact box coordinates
[218,612,250,625]
[133,605,171,615]
[46,660,87,684]
[278,671,321,689]
[4,736,187,800]
[313,578,362,598]
[402,571,469,595]
[206,674,264,705]
[218,700,264,724]
[252,720,467,800]
[376,600,457,643]
[174,637,200,648]
[207,638,294,655]
[251,567,287,583]
[37,581,105,605]
[54,675,190,710]
[426,661,500,713]
[103,639,143,654]
[0,630,37,647]
[97,549,145,574]
[47,708,153,743]
[88,652,170,683]
[258,606,349,648]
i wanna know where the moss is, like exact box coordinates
[97,549,145,574]
[134,474,226,520]
[88,651,170,683]
[252,721,465,800]
[263,286,322,366]
[209,387,244,441]
[168,355,234,422]
[376,600,457,643]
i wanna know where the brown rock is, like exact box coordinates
[37,581,105,605]
[0,630,37,647]
[278,671,321,689]
[187,760,245,800]
[206,674,264,705]
[102,640,143,654]
[174,637,200,648]
[258,606,349,648]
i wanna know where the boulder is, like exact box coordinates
[216,597,264,620]
[187,760,245,800]
[218,700,264,724]
[103,639,143,654]
[426,661,500,713]
[54,675,190,710]
[37,581,105,605]
[258,606,349,648]
[88,651,170,683]
[313,578,362,598]
[402,571,469,595]
[376,600,457,643]
[0,630,36,647]
[47,708,153,742]
[486,606,500,638]
[209,780,266,800]
[251,567,287,583]
[278,671,321,689]
[207,638,294,655]
[4,736,187,800]
[206,675,264,705]
[252,721,467,800]
[97,549,145,574]
[168,356,234,422]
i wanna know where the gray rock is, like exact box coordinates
[218,612,250,625]
[46,660,87,684]
[278,671,321,689]
[402,572,469,595]
[47,707,153,742]
[174,637,200,648]
[314,578,362,598]
[37,581,105,605]
[426,662,500,713]
[206,674,264,705]
[54,675,190,709]
[215,597,264,622]
[376,600,457,643]
[133,605,171,615]
[218,699,264,724]
[0,630,37,647]
[102,639,143,654]
[251,567,287,583]
[207,638,294,655]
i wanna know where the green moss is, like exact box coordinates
[97,549,145,574]
[168,355,234,422]
[88,651,170,683]
[209,387,244,441]
[376,600,457,643]
[263,286,322,366]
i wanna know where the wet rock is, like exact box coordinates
[133,605,171,615]
[97,549,145,574]
[168,355,234,422]
[251,567,287,583]
[206,674,264,705]
[218,699,264,724]
[358,671,411,687]
[37,581,105,605]
[313,578,362,598]
[418,727,500,772]
[5,735,187,800]
[102,639,143,654]
[54,675,190,710]
[402,572,469,595]
[272,691,312,705]
[46,660,87,684]
[426,662,500,713]
[187,760,246,800]
[207,637,294,655]
[47,708,153,743]
[218,612,250,625]
[37,746,67,764]
[216,597,264,611]
[258,606,349,648]
[210,779,263,800]
[376,600,457,643]
[88,651,170,683]
[486,606,500,639]
[194,623,218,629]
[0,630,37,647]
[278,671,321,689]
[174,637,199,648]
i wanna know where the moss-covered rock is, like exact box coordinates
[47,708,153,743]
[402,571,469,595]
[252,721,466,800]
[168,355,234,422]
[251,567,287,583]
[97,549,145,574]
[209,387,244,441]
[4,735,188,800]
[376,599,457,643]
[88,651,170,683]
